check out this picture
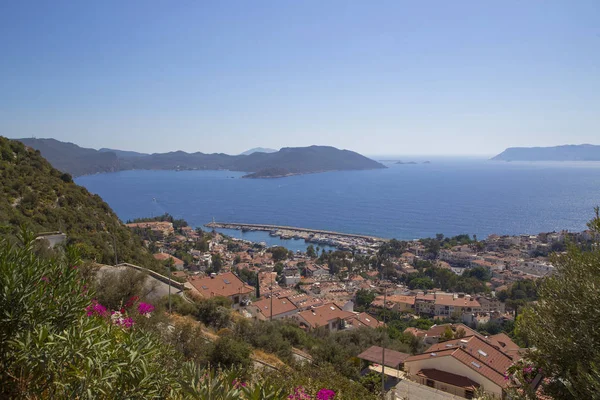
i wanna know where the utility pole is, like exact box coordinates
[270,273,273,321]
[381,265,387,399]
[167,258,174,314]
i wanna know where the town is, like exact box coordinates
[123,215,594,399]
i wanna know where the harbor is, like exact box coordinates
[205,222,388,253]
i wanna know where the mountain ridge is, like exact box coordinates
[492,144,600,161]
[16,138,386,178]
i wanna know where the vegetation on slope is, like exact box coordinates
[514,208,600,399]
[0,137,161,270]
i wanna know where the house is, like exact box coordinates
[247,296,299,321]
[188,272,254,306]
[153,253,185,270]
[433,294,481,317]
[371,294,416,313]
[345,312,383,329]
[294,303,354,332]
[404,334,518,398]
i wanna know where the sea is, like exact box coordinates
[76,158,600,252]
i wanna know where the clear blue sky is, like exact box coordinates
[1,1,598,155]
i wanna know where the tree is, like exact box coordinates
[94,268,154,310]
[210,253,223,273]
[306,245,316,258]
[209,336,251,369]
[270,246,289,262]
[516,209,600,399]
[440,326,454,342]
[355,289,376,309]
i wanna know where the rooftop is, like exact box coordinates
[188,272,254,298]
[357,345,410,368]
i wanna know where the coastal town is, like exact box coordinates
[123,216,595,399]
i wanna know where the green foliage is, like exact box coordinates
[401,266,490,294]
[209,253,224,273]
[182,365,287,400]
[209,335,252,369]
[94,267,152,310]
[269,246,289,262]
[516,208,600,399]
[378,239,408,259]
[306,244,316,258]
[462,266,492,281]
[262,363,377,400]
[0,137,163,272]
[360,371,382,394]
[355,289,376,310]
[195,296,233,330]
[0,234,183,398]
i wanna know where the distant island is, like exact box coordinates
[16,138,386,178]
[492,144,600,161]
[239,147,278,155]
[395,161,418,165]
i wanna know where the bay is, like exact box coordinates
[76,158,600,244]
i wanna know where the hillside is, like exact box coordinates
[17,138,386,177]
[0,137,162,270]
[492,144,600,161]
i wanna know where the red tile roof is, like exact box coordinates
[357,345,410,368]
[252,296,298,319]
[188,272,254,298]
[296,303,354,329]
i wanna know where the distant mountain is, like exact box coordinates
[15,138,386,178]
[239,147,278,155]
[18,138,120,176]
[99,148,148,158]
[492,144,600,161]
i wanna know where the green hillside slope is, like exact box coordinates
[0,137,161,270]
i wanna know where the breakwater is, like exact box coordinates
[206,222,387,241]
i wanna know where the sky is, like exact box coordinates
[1,1,599,156]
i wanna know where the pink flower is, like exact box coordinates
[86,300,107,317]
[121,317,135,328]
[138,302,155,315]
[41,276,49,283]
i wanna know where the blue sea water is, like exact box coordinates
[76,159,600,245]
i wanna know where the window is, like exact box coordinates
[426,379,434,388]
[465,389,474,399]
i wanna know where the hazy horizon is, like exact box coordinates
[2,2,599,155]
